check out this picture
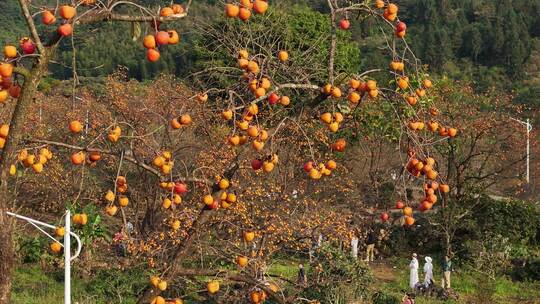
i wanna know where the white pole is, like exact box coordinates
[6,210,82,304]
[510,117,533,184]
[526,119,530,184]
[64,210,71,304]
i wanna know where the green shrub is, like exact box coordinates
[302,245,373,303]
[84,266,148,302]
[510,258,540,282]
[472,197,538,245]
[16,236,46,264]
[372,291,401,304]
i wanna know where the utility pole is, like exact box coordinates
[510,117,533,184]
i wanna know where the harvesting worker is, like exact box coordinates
[441,255,454,289]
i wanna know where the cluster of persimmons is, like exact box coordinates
[225,0,269,21]
[143,3,184,63]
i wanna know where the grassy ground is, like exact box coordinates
[371,257,540,304]
[11,257,540,303]
[12,265,143,304]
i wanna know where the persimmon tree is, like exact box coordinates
[0,0,463,303]
[0,0,191,302]
[424,81,529,255]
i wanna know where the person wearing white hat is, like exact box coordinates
[409,253,419,289]
[423,256,434,285]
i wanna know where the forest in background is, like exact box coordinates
[0,0,538,116]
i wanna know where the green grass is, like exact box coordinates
[373,257,540,304]
[267,258,306,280]
[11,258,540,304]
[12,265,143,304]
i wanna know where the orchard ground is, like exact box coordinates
[12,255,540,304]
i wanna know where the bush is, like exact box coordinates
[372,291,401,304]
[510,258,540,282]
[84,266,148,302]
[461,234,511,279]
[302,245,373,303]
[386,217,442,256]
[16,236,46,264]
[471,197,539,245]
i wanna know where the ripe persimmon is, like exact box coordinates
[278,50,289,62]
[253,0,269,14]
[59,5,76,19]
[155,31,170,45]
[160,7,174,17]
[42,10,56,25]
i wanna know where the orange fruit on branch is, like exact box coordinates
[320,112,332,124]
[237,255,248,267]
[146,49,160,62]
[160,7,174,17]
[42,10,56,25]
[170,118,182,129]
[440,184,450,193]
[157,280,167,291]
[168,30,180,45]
[59,5,76,19]
[278,50,289,62]
[225,3,240,17]
[253,0,269,14]
[118,196,129,207]
[172,4,184,14]
[50,242,62,253]
[405,216,415,226]
[0,63,14,78]
[3,45,17,59]
[58,24,74,37]
[243,231,255,242]
[155,31,170,45]
[0,124,9,138]
[207,280,220,294]
[262,161,274,172]
[151,296,165,304]
[69,120,83,133]
[279,96,290,106]
[106,205,118,216]
[71,151,85,165]
[239,7,252,21]
[403,206,413,216]
[180,114,192,125]
[143,35,156,49]
[55,227,65,237]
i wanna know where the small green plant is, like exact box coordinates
[68,203,110,249]
[16,236,46,264]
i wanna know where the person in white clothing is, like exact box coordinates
[351,236,359,259]
[409,253,419,289]
[423,256,433,286]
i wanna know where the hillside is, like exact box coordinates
[2,1,539,84]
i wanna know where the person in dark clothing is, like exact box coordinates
[112,225,127,257]
[297,263,307,286]
[365,229,378,262]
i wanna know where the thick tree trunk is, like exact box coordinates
[0,52,50,304]
[0,218,13,304]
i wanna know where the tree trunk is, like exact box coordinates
[0,51,51,303]
[444,231,452,256]
[137,163,239,304]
